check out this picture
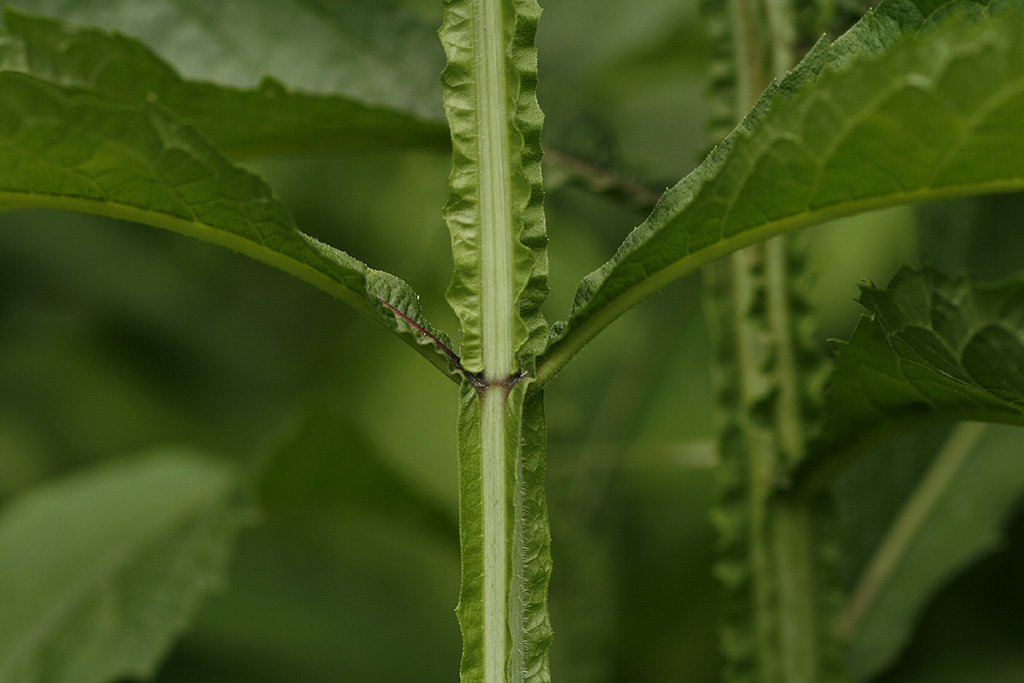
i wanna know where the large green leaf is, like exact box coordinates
[0,10,447,156]
[0,71,458,378]
[835,423,1024,681]
[0,451,244,683]
[536,0,1024,384]
[793,266,1024,493]
[5,0,445,121]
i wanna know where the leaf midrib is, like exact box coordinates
[535,18,1024,387]
[535,179,1024,386]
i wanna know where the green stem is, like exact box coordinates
[770,498,823,681]
[475,0,516,674]
[727,249,783,681]
[447,0,552,679]
[707,0,846,679]
[474,4,517,669]
[480,385,509,683]
[476,0,516,381]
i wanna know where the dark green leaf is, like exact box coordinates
[0,451,245,683]
[5,0,445,121]
[0,10,448,156]
[795,266,1024,493]
[837,423,1024,681]
[0,71,458,378]
[537,1,1024,384]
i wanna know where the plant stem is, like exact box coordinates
[706,0,845,679]
[480,385,509,683]
[445,0,552,679]
[475,0,517,674]
[476,0,516,382]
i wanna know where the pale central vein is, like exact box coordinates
[477,0,515,382]
[475,1,514,682]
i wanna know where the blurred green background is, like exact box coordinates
[2,0,1023,681]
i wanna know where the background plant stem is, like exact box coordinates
[706,0,845,679]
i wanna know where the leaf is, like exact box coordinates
[0,70,459,379]
[440,0,548,377]
[835,423,1024,681]
[0,450,245,683]
[536,0,1024,384]
[793,266,1024,493]
[0,10,448,156]
[4,0,446,122]
[515,389,553,683]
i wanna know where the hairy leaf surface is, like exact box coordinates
[538,1,1024,384]
[794,266,1024,492]
[5,0,445,122]
[0,72,457,378]
[0,10,447,156]
[836,423,1024,681]
[0,451,244,683]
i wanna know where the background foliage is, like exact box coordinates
[0,0,1022,681]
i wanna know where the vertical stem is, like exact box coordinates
[707,0,844,680]
[442,0,551,679]
[481,385,509,683]
[475,1,516,679]
[476,0,516,381]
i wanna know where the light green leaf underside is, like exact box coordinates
[0,71,458,379]
[538,1,1024,384]
[794,266,1024,492]
[440,0,548,376]
[0,10,448,157]
[837,423,1024,681]
[0,451,244,683]
[5,0,446,122]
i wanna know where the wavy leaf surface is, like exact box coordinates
[0,71,457,378]
[0,451,244,683]
[0,10,447,157]
[794,266,1024,493]
[537,1,1024,384]
[440,0,548,377]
